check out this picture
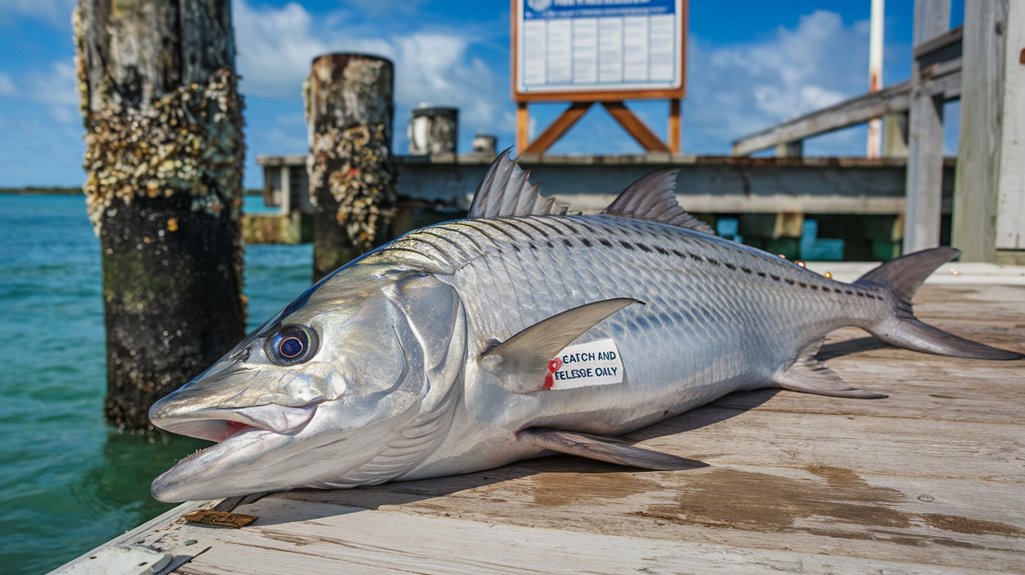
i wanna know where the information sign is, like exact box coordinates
[513,0,686,101]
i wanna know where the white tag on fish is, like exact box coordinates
[544,338,624,390]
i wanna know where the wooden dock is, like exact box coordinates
[55,266,1025,574]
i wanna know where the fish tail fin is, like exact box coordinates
[854,247,1022,360]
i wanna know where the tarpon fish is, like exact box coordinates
[149,152,1022,502]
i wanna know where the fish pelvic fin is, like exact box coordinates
[855,247,1023,360]
[517,428,703,470]
[481,298,642,393]
[776,340,887,399]
[602,169,716,234]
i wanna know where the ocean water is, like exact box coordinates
[0,194,312,575]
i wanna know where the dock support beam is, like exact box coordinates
[953,0,1025,263]
[305,53,396,282]
[903,0,950,254]
[75,0,246,429]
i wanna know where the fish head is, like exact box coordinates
[149,265,465,502]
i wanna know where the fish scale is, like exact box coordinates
[367,213,888,470]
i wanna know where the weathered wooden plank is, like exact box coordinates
[996,0,1025,252]
[731,82,913,156]
[955,0,1024,260]
[173,505,1014,575]
[882,112,909,157]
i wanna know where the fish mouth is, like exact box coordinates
[151,401,320,442]
[149,400,321,502]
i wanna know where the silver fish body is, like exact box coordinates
[149,154,1021,502]
[378,214,876,479]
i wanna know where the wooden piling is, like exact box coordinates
[953,0,1025,263]
[304,53,396,281]
[74,0,246,430]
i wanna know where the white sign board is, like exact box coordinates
[514,0,686,100]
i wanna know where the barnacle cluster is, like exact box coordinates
[308,123,396,251]
[304,55,396,252]
[80,67,245,236]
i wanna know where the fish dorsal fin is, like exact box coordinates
[775,340,887,399]
[480,298,642,393]
[517,428,704,470]
[602,169,715,234]
[468,150,557,219]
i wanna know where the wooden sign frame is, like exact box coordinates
[511,0,687,154]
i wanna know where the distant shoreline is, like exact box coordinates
[0,187,82,195]
[0,188,264,196]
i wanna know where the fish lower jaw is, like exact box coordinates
[151,427,281,502]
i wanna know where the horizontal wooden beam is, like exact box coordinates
[733,26,963,157]
[732,83,913,156]
[914,25,963,61]
[731,60,961,157]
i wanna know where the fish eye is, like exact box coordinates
[266,325,319,366]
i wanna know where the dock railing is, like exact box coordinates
[731,0,1023,264]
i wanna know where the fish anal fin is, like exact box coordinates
[776,340,887,399]
[482,298,642,393]
[518,428,703,471]
[602,169,715,235]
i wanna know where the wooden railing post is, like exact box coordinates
[953,0,1024,263]
[903,0,951,253]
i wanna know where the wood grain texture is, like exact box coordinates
[55,283,1025,574]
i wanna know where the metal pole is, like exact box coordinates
[867,0,885,158]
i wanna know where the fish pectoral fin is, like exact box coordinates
[775,343,887,399]
[481,297,642,393]
[517,428,702,470]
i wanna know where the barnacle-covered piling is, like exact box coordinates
[304,53,397,281]
[75,0,246,430]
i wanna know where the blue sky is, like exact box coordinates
[0,0,963,187]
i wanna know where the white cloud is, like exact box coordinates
[232,1,329,99]
[0,0,75,28]
[684,10,872,154]
[0,72,16,96]
[338,0,427,17]
[26,59,79,124]
[231,0,507,150]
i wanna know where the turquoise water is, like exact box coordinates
[0,194,312,575]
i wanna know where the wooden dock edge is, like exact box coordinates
[51,267,1025,575]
